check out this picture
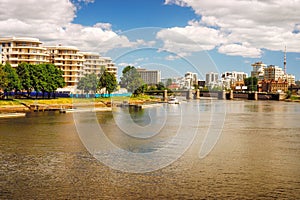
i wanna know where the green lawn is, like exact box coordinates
[0,95,160,106]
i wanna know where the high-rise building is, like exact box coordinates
[264,65,284,81]
[221,71,248,89]
[0,37,48,67]
[184,72,198,89]
[205,72,219,87]
[136,68,161,85]
[46,45,85,91]
[81,52,117,78]
[251,62,267,81]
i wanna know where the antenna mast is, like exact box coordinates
[284,46,287,75]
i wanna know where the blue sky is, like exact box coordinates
[1,0,299,79]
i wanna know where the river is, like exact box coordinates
[0,99,300,199]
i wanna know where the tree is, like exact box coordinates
[98,70,117,95]
[120,66,144,92]
[1,63,21,98]
[156,82,165,91]
[166,78,172,88]
[77,73,98,94]
[44,64,65,98]
[16,63,33,97]
[244,77,258,91]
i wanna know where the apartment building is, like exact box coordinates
[0,37,48,67]
[136,68,161,85]
[205,72,219,87]
[264,65,285,81]
[46,45,85,90]
[81,52,117,78]
[251,62,267,81]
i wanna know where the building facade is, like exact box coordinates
[251,62,267,81]
[221,71,248,89]
[0,37,48,68]
[261,78,288,93]
[46,45,85,91]
[81,52,117,78]
[205,72,219,88]
[137,68,161,85]
[264,65,285,81]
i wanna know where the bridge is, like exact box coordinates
[145,89,286,101]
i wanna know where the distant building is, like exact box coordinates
[261,78,288,93]
[264,65,285,81]
[184,72,198,89]
[284,74,295,86]
[206,72,219,88]
[136,68,161,85]
[0,37,48,67]
[221,71,248,89]
[251,62,267,81]
[46,45,85,92]
[81,52,117,78]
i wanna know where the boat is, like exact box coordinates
[168,97,179,104]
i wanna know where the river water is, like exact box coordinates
[0,99,300,199]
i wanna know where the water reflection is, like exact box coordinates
[0,100,300,199]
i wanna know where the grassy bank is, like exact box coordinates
[0,95,161,107]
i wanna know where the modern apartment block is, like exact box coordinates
[46,45,85,90]
[184,72,198,89]
[0,37,118,92]
[221,71,248,89]
[251,62,267,81]
[136,68,161,85]
[264,65,285,81]
[0,37,48,67]
[205,72,219,87]
[81,52,117,78]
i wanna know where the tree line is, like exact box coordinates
[0,63,65,99]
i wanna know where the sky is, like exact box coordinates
[0,0,299,80]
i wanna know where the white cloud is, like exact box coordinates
[0,0,137,53]
[218,44,262,58]
[163,0,300,57]
[156,25,226,56]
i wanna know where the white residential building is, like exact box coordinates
[221,71,248,89]
[184,72,198,89]
[0,37,48,68]
[251,62,267,81]
[81,52,117,78]
[206,72,219,88]
[46,45,85,92]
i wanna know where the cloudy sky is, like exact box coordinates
[0,0,299,79]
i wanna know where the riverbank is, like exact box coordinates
[0,95,161,113]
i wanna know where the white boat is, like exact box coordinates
[168,97,179,104]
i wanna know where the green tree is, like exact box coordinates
[44,64,65,98]
[77,73,98,94]
[16,63,33,97]
[98,70,117,95]
[244,77,258,91]
[120,66,144,92]
[156,82,165,91]
[1,63,21,98]
[166,78,172,88]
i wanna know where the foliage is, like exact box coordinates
[0,63,21,98]
[166,78,172,88]
[244,77,258,91]
[120,66,144,92]
[1,63,65,99]
[98,70,118,94]
[133,84,148,96]
[77,73,98,93]
[156,82,165,91]
[16,63,33,96]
